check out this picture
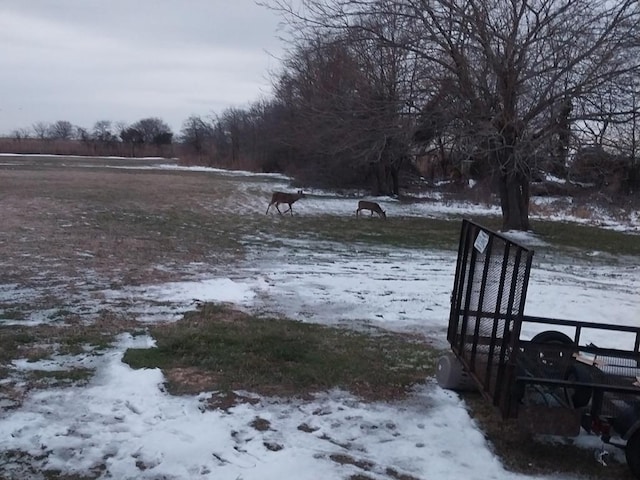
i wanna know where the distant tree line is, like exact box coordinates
[6,118,174,158]
[2,0,639,230]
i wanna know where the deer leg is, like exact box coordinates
[266,202,273,215]
[275,203,283,215]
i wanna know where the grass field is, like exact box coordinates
[0,156,638,479]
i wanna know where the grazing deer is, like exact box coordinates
[356,200,386,219]
[266,190,305,216]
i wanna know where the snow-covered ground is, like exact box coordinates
[1,159,639,479]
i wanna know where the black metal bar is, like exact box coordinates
[447,220,470,345]
[512,250,534,342]
[515,377,640,395]
[575,325,582,345]
[485,237,511,393]
[522,315,640,334]
[450,221,473,349]
[493,243,516,412]
[456,225,479,358]
[462,220,533,255]
[505,249,534,417]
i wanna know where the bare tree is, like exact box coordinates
[572,73,640,193]
[270,13,419,194]
[129,117,173,144]
[32,122,50,140]
[92,120,117,143]
[180,115,214,162]
[48,120,75,140]
[11,128,31,141]
[119,126,144,157]
[270,0,640,229]
[216,108,247,165]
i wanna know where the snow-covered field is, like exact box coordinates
[0,158,638,479]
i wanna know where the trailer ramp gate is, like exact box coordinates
[447,219,534,418]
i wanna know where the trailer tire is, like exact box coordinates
[529,330,574,369]
[563,364,593,409]
[625,429,640,479]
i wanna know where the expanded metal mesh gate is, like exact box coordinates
[448,220,534,418]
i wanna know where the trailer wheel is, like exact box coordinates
[563,364,593,409]
[529,330,574,367]
[625,429,640,479]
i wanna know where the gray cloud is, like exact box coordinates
[0,0,288,135]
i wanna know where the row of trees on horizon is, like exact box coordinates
[2,0,640,230]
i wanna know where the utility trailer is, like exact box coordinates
[442,219,640,478]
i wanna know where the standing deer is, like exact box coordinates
[356,200,386,219]
[266,190,305,216]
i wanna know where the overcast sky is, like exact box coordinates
[0,0,291,136]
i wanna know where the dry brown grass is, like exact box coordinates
[0,137,174,158]
[0,161,249,292]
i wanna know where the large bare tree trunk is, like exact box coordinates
[371,162,390,195]
[498,171,530,231]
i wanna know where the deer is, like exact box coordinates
[356,200,386,219]
[266,190,305,216]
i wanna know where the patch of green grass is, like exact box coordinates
[123,304,438,400]
[531,219,640,258]
[0,326,35,362]
[58,334,111,356]
[27,368,94,386]
[0,307,26,321]
[12,331,37,344]
[240,213,481,254]
[301,215,464,250]
[0,311,140,365]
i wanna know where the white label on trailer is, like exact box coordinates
[474,231,489,254]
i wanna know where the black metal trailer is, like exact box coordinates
[444,219,640,478]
